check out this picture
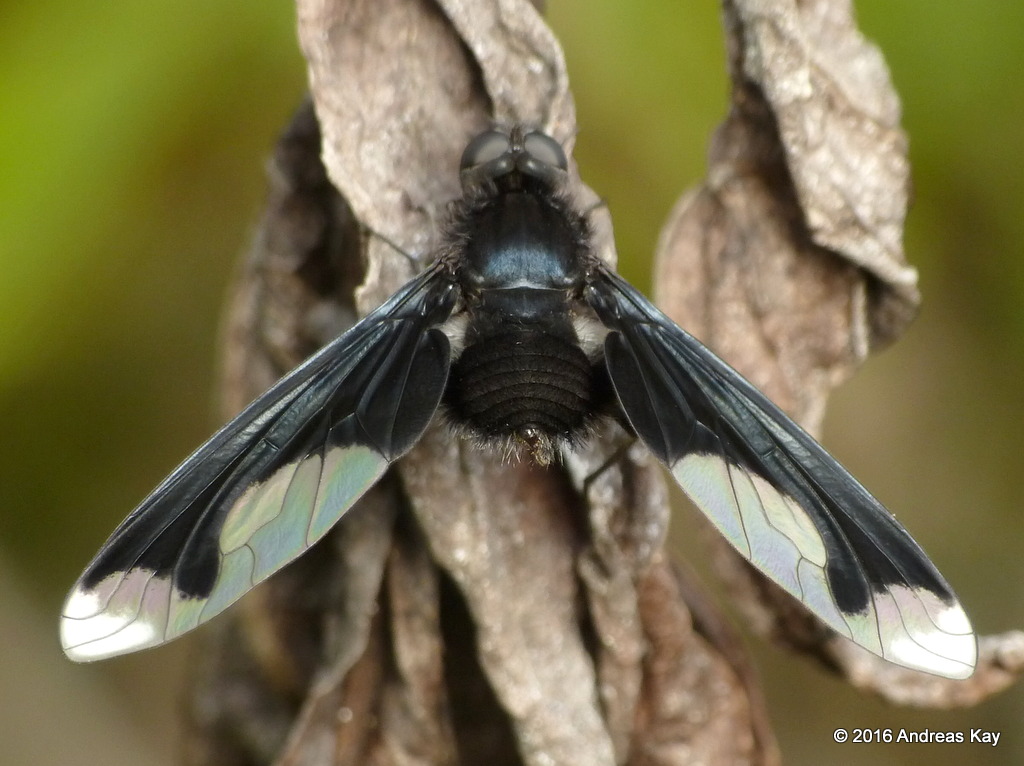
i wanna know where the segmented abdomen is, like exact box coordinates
[447,327,596,442]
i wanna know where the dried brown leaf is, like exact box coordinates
[655,0,1021,706]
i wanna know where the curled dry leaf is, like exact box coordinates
[295,1,769,764]
[655,0,1021,705]
[655,0,920,429]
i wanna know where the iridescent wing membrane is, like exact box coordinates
[61,266,457,661]
[586,267,976,679]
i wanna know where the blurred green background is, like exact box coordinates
[1,1,1020,764]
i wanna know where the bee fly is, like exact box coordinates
[61,126,976,680]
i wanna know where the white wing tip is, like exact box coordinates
[61,612,162,662]
[884,600,977,680]
[60,573,171,663]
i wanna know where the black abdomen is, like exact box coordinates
[447,326,597,445]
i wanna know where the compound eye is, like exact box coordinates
[460,130,511,171]
[523,131,568,172]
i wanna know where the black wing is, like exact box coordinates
[61,265,458,661]
[586,266,975,679]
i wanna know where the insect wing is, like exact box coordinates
[586,268,976,679]
[61,266,457,662]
